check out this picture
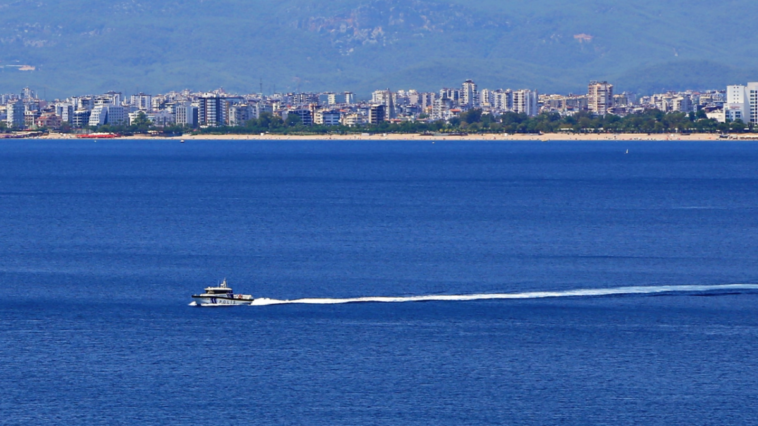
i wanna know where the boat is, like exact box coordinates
[189,279,254,307]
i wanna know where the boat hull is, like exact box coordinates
[190,295,253,307]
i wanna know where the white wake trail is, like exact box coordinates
[250,284,758,306]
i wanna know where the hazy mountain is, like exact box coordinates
[0,0,755,98]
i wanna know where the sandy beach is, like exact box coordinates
[38,132,754,141]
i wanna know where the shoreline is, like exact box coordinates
[32,132,757,141]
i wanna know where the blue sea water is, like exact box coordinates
[1,140,758,425]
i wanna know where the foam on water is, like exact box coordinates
[250,284,758,306]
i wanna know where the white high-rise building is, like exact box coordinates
[175,103,198,127]
[314,109,341,126]
[747,82,758,124]
[407,90,420,106]
[88,105,126,126]
[462,79,478,107]
[372,90,388,104]
[588,81,614,115]
[479,89,491,107]
[57,103,74,123]
[725,85,748,122]
[131,93,153,111]
[6,100,25,128]
[419,92,436,110]
[246,102,260,121]
[432,98,453,120]
[76,97,94,111]
[107,106,126,125]
[88,105,108,126]
[512,89,538,116]
[491,89,512,111]
[104,91,122,106]
[440,88,460,105]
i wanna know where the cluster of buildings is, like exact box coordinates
[0,79,751,131]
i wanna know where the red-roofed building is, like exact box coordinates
[36,113,62,129]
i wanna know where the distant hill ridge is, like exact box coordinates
[0,0,755,98]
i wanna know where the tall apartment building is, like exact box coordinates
[479,89,491,107]
[72,110,91,128]
[386,89,396,119]
[88,105,126,127]
[613,93,631,108]
[257,102,273,116]
[564,95,588,112]
[588,81,614,115]
[314,109,341,126]
[131,93,153,111]
[150,110,175,127]
[420,92,436,110]
[432,98,454,119]
[672,95,693,113]
[462,79,478,107]
[287,108,313,126]
[725,85,748,122]
[175,103,198,127]
[369,104,386,124]
[344,92,355,105]
[77,97,94,111]
[151,97,165,111]
[371,89,396,119]
[89,105,107,126]
[104,91,123,106]
[6,100,25,128]
[440,88,460,105]
[317,93,330,106]
[372,90,389,104]
[56,103,74,124]
[248,102,260,120]
[198,94,225,126]
[512,89,538,116]
[289,93,317,105]
[108,105,126,125]
[341,113,366,127]
[747,82,758,124]
[491,89,512,111]
[228,103,254,126]
[407,90,420,106]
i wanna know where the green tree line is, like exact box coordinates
[73,109,752,136]
[193,110,749,135]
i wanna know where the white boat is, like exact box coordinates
[189,279,254,307]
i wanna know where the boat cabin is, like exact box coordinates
[203,279,233,295]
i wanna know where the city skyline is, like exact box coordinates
[0,77,751,131]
